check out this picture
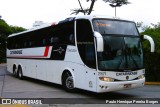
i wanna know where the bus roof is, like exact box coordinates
[8,15,133,38]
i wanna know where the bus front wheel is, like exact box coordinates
[62,72,75,92]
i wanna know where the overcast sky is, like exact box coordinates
[0,0,160,29]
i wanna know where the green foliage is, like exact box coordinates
[141,23,160,53]
[10,25,26,34]
[141,23,160,82]
[0,19,12,36]
[0,18,26,63]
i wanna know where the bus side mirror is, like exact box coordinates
[141,35,155,52]
[94,31,104,52]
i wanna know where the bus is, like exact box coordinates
[7,15,155,93]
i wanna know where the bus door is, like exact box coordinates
[84,44,97,92]
[76,19,97,91]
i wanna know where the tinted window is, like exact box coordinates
[7,21,75,49]
[98,36,143,71]
[76,19,96,69]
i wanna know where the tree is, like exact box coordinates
[103,0,130,16]
[72,0,130,16]
[0,19,11,63]
[87,0,96,15]
[71,8,90,15]
[0,18,26,63]
[0,19,12,36]
[140,23,160,82]
[71,0,96,15]
[10,26,26,34]
[71,0,86,15]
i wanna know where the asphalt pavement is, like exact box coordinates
[0,64,160,107]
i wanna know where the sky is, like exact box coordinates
[0,0,160,29]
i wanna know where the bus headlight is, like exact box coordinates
[138,75,145,79]
[99,77,114,82]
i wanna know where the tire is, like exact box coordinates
[13,66,18,78]
[18,67,24,80]
[62,72,75,92]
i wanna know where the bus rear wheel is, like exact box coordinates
[62,72,75,92]
[13,65,18,78]
[18,66,24,80]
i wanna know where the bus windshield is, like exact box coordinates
[93,19,139,36]
[93,19,144,71]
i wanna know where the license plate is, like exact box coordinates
[124,84,132,88]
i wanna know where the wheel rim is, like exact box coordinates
[13,68,17,76]
[19,69,22,78]
[66,76,74,89]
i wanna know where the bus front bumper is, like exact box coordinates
[97,78,145,93]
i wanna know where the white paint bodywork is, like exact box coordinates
[7,15,147,93]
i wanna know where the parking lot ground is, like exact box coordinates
[0,64,160,107]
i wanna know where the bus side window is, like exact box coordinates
[8,37,14,49]
[57,21,75,45]
[41,37,48,46]
[50,37,59,45]
[29,41,32,47]
[24,41,27,48]
[50,37,54,44]
[69,33,75,44]
[43,39,46,46]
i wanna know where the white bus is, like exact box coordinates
[7,15,155,93]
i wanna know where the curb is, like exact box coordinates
[0,104,30,107]
[145,82,160,85]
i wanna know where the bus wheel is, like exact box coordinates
[62,72,75,92]
[13,65,18,78]
[18,67,24,80]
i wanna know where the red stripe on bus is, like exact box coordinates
[44,46,50,57]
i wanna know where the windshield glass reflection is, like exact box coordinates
[97,36,143,71]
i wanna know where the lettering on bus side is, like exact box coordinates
[10,50,22,54]
[67,48,77,52]
[116,72,137,76]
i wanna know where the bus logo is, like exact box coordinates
[53,47,65,54]
[126,76,129,80]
